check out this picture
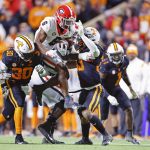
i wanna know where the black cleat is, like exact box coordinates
[42,138,65,144]
[125,136,140,144]
[38,124,64,144]
[102,134,113,146]
[75,138,93,145]
[15,135,28,144]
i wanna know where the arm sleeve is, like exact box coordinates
[80,35,100,58]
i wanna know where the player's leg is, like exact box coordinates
[31,90,38,136]
[75,90,92,144]
[131,98,143,138]
[0,95,15,125]
[6,83,28,144]
[38,100,66,144]
[77,86,112,145]
[114,86,139,144]
[109,105,120,137]
[38,87,66,144]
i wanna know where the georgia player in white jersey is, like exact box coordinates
[34,5,77,108]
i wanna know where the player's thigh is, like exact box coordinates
[85,85,103,112]
[42,87,64,107]
[114,87,131,110]
[8,85,26,107]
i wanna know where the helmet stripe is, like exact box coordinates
[65,5,73,16]
[113,43,118,51]
[18,35,32,50]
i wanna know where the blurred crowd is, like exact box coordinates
[0,0,150,140]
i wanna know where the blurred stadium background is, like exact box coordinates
[0,0,150,142]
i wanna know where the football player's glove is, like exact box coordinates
[78,52,95,61]
[64,95,74,109]
[35,65,47,77]
[107,95,119,106]
[0,70,11,84]
[55,40,68,56]
[129,86,138,99]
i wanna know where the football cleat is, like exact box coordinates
[102,134,113,146]
[38,123,64,144]
[75,137,93,145]
[125,136,140,144]
[42,137,65,144]
[15,135,28,144]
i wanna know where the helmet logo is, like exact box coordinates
[16,40,23,49]
[59,9,64,14]
[91,28,96,35]
[113,43,118,51]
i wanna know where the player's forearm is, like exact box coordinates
[80,35,100,57]
[34,42,49,55]
[122,72,131,87]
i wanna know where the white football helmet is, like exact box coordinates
[107,42,124,64]
[14,35,35,61]
[84,27,100,43]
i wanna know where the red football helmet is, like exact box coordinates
[56,5,76,29]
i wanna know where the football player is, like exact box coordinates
[73,26,117,146]
[34,4,77,108]
[99,42,140,144]
[0,35,42,144]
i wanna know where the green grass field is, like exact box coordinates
[0,136,150,150]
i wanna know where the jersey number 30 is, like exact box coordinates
[12,67,33,80]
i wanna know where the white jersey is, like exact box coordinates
[35,16,76,49]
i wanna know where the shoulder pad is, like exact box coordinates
[40,17,55,33]
[101,58,109,65]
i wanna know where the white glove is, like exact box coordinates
[76,20,84,37]
[107,95,119,106]
[56,42,68,56]
[0,71,11,80]
[35,65,47,77]
[46,50,57,58]
[2,86,9,99]
[78,52,95,61]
